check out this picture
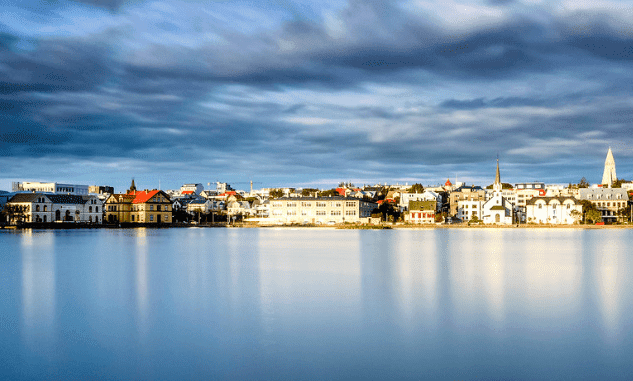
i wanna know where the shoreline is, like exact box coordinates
[3,222,632,230]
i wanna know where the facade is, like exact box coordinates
[407,200,436,224]
[482,159,515,225]
[181,183,204,195]
[105,180,172,224]
[185,199,212,214]
[525,197,582,224]
[602,147,617,187]
[577,188,629,223]
[514,182,545,190]
[6,193,103,224]
[457,200,483,222]
[268,197,376,224]
[400,191,441,212]
[449,186,486,217]
[12,181,89,195]
[88,185,114,194]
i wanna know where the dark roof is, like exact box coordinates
[9,193,91,204]
[46,194,89,204]
[8,193,39,203]
[490,205,506,210]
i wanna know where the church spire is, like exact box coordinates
[493,157,502,192]
[602,147,617,187]
[129,178,137,193]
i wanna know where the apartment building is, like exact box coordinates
[269,197,376,224]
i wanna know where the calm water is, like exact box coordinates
[1,227,632,380]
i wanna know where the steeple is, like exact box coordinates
[602,147,617,187]
[493,158,502,192]
[129,178,137,194]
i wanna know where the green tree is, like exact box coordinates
[486,183,513,189]
[578,177,589,188]
[612,178,627,188]
[580,200,602,224]
[318,189,339,197]
[301,188,318,197]
[408,183,424,193]
[269,189,285,199]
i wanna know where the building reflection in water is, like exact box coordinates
[257,229,362,342]
[135,228,150,339]
[594,231,627,340]
[392,230,440,329]
[521,230,583,321]
[21,230,56,353]
[449,229,506,326]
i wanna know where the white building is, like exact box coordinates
[6,193,103,224]
[482,159,515,225]
[400,191,442,212]
[577,187,629,223]
[180,183,204,196]
[525,197,583,224]
[12,181,89,195]
[268,197,376,224]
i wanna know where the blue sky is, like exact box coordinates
[1,0,632,192]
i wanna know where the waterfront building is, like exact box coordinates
[577,187,629,223]
[525,197,582,224]
[400,191,442,212]
[602,147,617,187]
[6,193,102,224]
[12,181,89,195]
[482,159,515,225]
[456,199,483,222]
[448,185,486,218]
[407,200,436,224]
[268,197,376,224]
[105,180,172,224]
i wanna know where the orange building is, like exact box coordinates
[105,180,172,224]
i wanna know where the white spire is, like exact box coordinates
[602,147,617,187]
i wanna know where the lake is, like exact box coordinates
[1,227,632,380]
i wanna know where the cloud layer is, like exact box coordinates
[1,0,633,191]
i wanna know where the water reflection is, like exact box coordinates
[392,230,440,328]
[135,229,149,338]
[21,230,56,352]
[449,230,506,326]
[593,232,627,339]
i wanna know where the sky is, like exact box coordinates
[1,0,633,193]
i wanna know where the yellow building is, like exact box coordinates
[105,180,172,224]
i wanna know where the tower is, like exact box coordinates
[601,147,617,187]
[129,178,137,194]
[493,158,502,192]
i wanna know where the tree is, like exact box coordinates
[580,200,601,224]
[612,178,627,188]
[318,189,338,197]
[408,183,424,193]
[301,188,318,197]
[570,209,583,224]
[269,189,285,199]
[578,177,589,188]
[486,183,513,189]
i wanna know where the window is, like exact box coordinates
[331,210,341,216]
[164,215,169,222]
[301,210,308,215]
[316,202,326,207]
[150,205,154,211]
[149,214,154,222]
[287,202,296,208]
[95,207,98,213]
[287,210,296,215]
[346,201,355,207]
[538,203,542,209]
[43,205,47,212]
[301,202,312,207]
[345,210,356,216]
[272,202,283,208]
[36,205,40,212]
[131,215,135,222]
[316,210,326,216]
[89,206,92,213]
